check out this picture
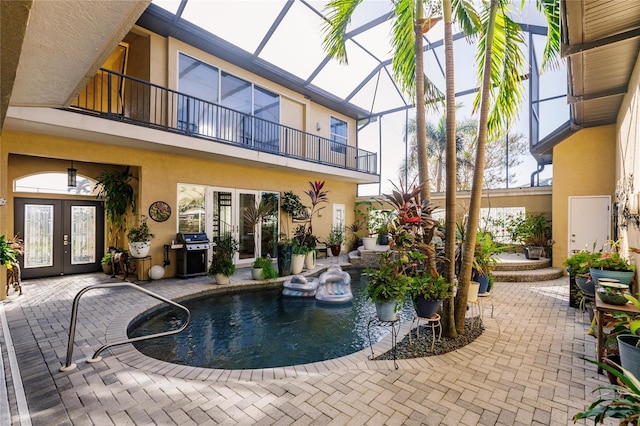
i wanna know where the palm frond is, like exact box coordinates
[452,0,481,37]
[472,2,525,139]
[321,0,364,64]
[532,0,561,72]
[390,0,416,97]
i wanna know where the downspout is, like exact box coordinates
[530,163,545,187]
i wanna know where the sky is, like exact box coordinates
[152,0,569,195]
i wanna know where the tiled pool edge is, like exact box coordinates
[100,282,500,382]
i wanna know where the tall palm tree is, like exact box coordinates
[403,114,476,191]
[321,0,442,201]
[454,0,560,334]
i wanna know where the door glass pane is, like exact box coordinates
[238,193,256,260]
[260,192,279,259]
[212,191,232,239]
[24,204,54,269]
[71,206,96,265]
[178,185,206,233]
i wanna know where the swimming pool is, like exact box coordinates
[128,270,414,369]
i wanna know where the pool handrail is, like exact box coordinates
[60,282,191,372]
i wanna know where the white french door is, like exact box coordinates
[207,187,261,266]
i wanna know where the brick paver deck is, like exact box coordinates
[0,268,612,425]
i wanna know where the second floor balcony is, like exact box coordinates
[67,69,378,176]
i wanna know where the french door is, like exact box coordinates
[207,188,259,266]
[14,198,105,279]
[207,188,279,266]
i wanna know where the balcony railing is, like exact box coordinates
[68,69,377,175]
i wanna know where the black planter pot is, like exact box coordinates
[378,234,390,245]
[277,244,293,276]
[525,246,543,260]
[414,297,442,318]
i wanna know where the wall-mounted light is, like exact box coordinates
[67,161,77,187]
[316,122,321,131]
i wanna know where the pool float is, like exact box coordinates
[315,265,353,303]
[282,274,319,297]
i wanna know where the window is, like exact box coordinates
[330,117,347,154]
[177,53,281,148]
[178,53,219,136]
[253,86,280,151]
[177,184,206,233]
[14,173,96,195]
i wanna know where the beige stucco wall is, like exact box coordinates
[3,130,358,278]
[552,125,617,270]
[616,51,640,269]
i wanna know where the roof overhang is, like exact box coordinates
[1,0,148,132]
[562,0,640,129]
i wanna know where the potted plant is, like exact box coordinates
[208,233,239,284]
[564,249,599,298]
[101,252,113,275]
[409,274,453,318]
[573,358,640,425]
[506,212,552,259]
[291,243,307,274]
[127,215,154,258]
[328,224,344,256]
[0,235,20,269]
[1,235,23,296]
[94,166,137,247]
[471,231,499,294]
[364,251,411,321]
[345,219,366,252]
[252,256,278,280]
[590,240,635,286]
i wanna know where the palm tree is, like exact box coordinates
[454,0,560,334]
[321,0,443,201]
[403,114,476,191]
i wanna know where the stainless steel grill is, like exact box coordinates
[176,232,209,278]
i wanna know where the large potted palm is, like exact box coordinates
[94,166,137,248]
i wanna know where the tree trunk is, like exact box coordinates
[441,0,458,339]
[415,0,430,202]
[454,0,498,335]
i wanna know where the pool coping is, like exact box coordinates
[96,278,501,382]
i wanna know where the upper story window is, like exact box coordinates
[330,117,347,154]
[178,53,280,150]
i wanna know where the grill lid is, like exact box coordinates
[176,232,209,243]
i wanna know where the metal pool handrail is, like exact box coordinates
[60,282,191,372]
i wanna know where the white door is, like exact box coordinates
[568,196,611,254]
[207,187,263,266]
[332,203,345,255]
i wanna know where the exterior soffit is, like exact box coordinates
[9,0,149,108]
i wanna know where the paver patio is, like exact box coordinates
[0,264,615,425]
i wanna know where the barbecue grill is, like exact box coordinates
[176,232,209,278]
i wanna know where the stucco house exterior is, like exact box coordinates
[2,0,640,299]
[0,1,379,294]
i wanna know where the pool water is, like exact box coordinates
[128,270,414,369]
